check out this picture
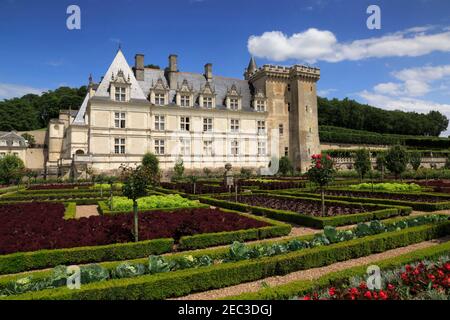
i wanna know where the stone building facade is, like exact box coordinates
[46,49,321,177]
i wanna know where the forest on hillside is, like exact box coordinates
[0,86,87,131]
[0,86,448,137]
[318,97,449,137]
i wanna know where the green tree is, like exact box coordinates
[409,151,422,171]
[0,154,25,184]
[172,158,185,181]
[306,154,335,216]
[385,145,409,179]
[21,133,36,147]
[354,149,371,181]
[278,156,293,176]
[121,165,148,242]
[240,167,252,179]
[142,152,160,185]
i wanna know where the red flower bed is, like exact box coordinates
[27,183,92,190]
[0,202,269,255]
[302,259,450,300]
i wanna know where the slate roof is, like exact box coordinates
[0,132,27,147]
[138,69,253,110]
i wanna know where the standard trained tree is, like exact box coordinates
[278,156,293,176]
[122,165,148,242]
[306,154,335,216]
[376,152,387,181]
[386,145,409,179]
[354,148,371,182]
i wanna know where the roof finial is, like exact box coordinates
[88,73,93,85]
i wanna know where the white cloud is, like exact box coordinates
[318,88,337,97]
[248,26,450,63]
[0,83,46,100]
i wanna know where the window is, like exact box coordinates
[229,98,239,110]
[230,119,240,132]
[309,127,312,133]
[287,84,291,92]
[203,140,213,156]
[180,117,190,131]
[114,112,126,128]
[154,115,165,131]
[285,147,289,157]
[288,103,291,112]
[155,93,165,105]
[257,120,265,134]
[256,100,265,112]
[203,96,213,108]
[305,105,309,112]
[258,141,266,156]
[231,140,239,156]
[203,118,213,132]
[180,139,191,155]
[114,138,125,154]
[180,95,190,107]
[115,87,126,102]
[279,124,284,136]
[155,139,165,155]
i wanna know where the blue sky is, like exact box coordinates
[1,0,450,132]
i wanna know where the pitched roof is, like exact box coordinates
[94,49,146,101]
[72,93,89,125]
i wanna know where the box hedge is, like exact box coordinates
[5,221,449,300]
[200,195,411,228]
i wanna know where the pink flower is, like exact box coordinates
[364,291,372,299]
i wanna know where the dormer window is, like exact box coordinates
[180,95,190,107]
[176,79,195,108]
[252,90,267,112]
[229,98,239,110]
[225,84,242,111]
[150,78,169,106]
[203,96,213,108]
[115,87,126,102]
[110,69,131,102]
[155,93,165,105]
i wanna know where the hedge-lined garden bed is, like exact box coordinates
[0,202,290,274]
[201,194,411,228]
[226,240,450,300]
[3,220,449,300]
[278,189,450,211]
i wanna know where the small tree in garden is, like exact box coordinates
[376,153,387,181]
[142,152,160,185]
[187,175,198,194]
[386,145,409,180]
[24,169,35,188]
[0,154,25,185]
[122,165,148,242]
[107,176,118,210]
[409,151,422,171]
[278,156,293,176]
[172,158,184,181]
[306,154,335,216]
[354,149,371,182]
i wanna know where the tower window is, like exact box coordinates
[288,103,291,112]
[279,124,284,136]
[285,147,289,157]
[287,84,291,92]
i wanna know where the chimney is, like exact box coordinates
[134,54,144,81]
[204,63,212,82]
[168,54,178,90]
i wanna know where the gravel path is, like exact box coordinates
[75,205,99,218]
[173,236,450,300]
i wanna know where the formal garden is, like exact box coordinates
[0,146,449,300]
